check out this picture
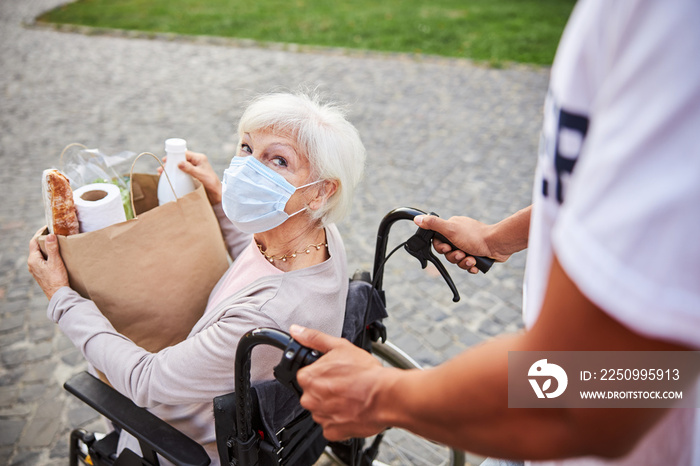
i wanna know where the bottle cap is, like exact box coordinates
[165,138,187,153]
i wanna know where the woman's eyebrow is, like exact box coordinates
[268,142,298,154]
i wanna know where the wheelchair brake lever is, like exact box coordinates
[273,338,322,398]
[404,222,461,303]
[408,211,495,274]
[432,230,495,274]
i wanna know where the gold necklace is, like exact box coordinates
[256,241,328,263]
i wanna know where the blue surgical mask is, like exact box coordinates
[221,156,321,234]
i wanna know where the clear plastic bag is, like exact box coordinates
[61,144,138,220]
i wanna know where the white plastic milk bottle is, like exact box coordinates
[157,138,196,205]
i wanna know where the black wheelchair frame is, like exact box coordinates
[63,207,493,466]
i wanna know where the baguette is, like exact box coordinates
[42,169,80,236]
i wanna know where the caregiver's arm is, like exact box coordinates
[415,205,531,273]
[295,255,693,460]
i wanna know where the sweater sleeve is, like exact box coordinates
[48,287,280,408]
[213,202,251,260]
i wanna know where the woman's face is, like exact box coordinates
[238,129,317,215]
[239,130,312,186]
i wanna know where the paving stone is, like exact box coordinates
[406,316,435,335]
[49,438,69,460]
[29,296,50,311]
[5,287,29,302]
[38,457,65,466]
[492,303,523,326]
[8,450,42,466]
[478,319,505,337]
[0,332,24,349]
[458,329,486,348]
[26,322,54,343]
[67,402,100,428]
[411,347,444,368]
[60,350,83,366]
[18,399,62,448]
[1,346,27,368]
[25,341,53,363]
[17,383,45,403]
[20,361,55,384]
[0,406,32,417]
[441,343,469,361]
[0,314,24,333]
[54,334,75,352]
[389,332,442,368]
[0,419,25,447]
[453,301,488,324]
[423,327,452,351]
[0,447,12,465]
[0,369,23,388]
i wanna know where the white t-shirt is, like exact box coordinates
[523,0,700,464]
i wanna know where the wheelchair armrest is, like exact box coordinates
[64,371,210,466]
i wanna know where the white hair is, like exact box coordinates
[237,91,366,225]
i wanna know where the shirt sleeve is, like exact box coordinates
[552,0,700,348]
[49,286,280,408]
[213,202,251,259]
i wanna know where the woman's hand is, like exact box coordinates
[160,150,222,205]
[27,228,70,300]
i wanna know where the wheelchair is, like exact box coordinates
[63,207,494,466]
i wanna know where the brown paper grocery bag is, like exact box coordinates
[40,173,229,355]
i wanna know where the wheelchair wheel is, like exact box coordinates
[323,340,466,466]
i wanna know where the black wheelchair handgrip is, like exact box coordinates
[432,231,495,274]
[303,349,322,366]
[274,339,323,398]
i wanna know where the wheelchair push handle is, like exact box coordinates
[422,223,495,274]
[375,207,494,303]
[273,336,322,398]
[234,328,321,452]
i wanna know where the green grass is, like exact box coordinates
[38,0,576,65]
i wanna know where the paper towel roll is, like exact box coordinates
[73,183,127,233]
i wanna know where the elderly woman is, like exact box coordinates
[27,92,366,464]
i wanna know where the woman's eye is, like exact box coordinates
[272,156,288,168]
[240,143,252,154]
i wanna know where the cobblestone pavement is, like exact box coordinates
[0,0,550,464]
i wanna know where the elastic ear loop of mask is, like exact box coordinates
[287,179,324,218]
